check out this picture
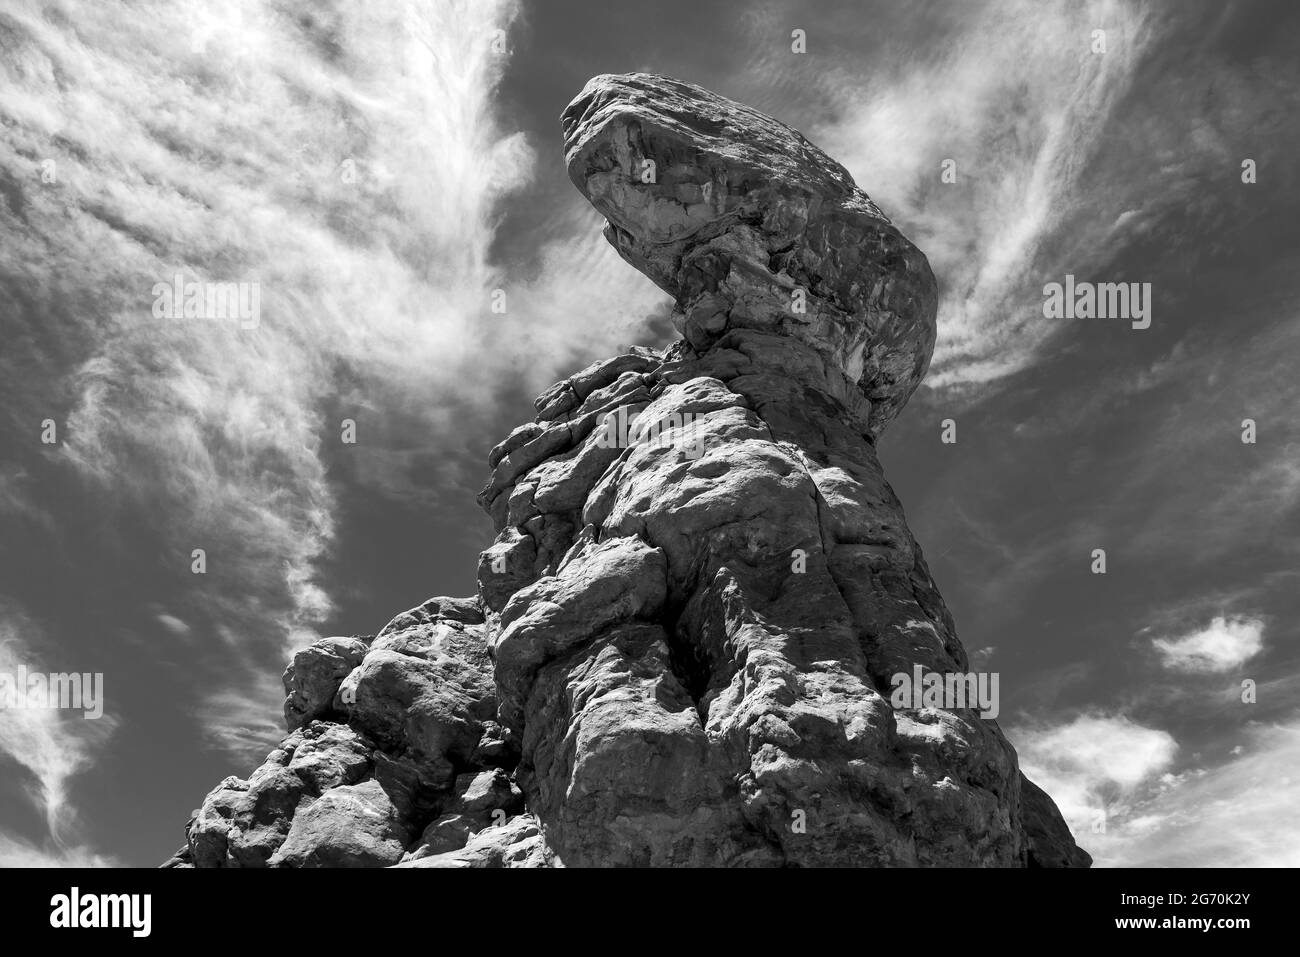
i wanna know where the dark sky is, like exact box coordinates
[0,0,1297,867]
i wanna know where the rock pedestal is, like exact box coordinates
[167,73,1089,869]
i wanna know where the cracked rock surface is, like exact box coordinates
[167,73,1088,869]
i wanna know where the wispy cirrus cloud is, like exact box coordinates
[0,608,117,866]
[735,0,1298,400]
[0,830,116,868]
[0,0,542,757]
[781,0,1158,390]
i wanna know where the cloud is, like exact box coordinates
[0,832,117,868]
[1151,615,1265,674]
[1101,721,1300,867]
[735,0,1297,404]
[796,0,1156,391]
[511,216,673,386]
[1016,711,1300,866]
[1090,315,1300,567]
[0,0,542,756]
[155,614,192,637]
[1016,712,1179,836]
[897,306,1300,627]
[0,607,117,860]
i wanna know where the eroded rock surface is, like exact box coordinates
[562,72,938,437]
[171,73,1088,869]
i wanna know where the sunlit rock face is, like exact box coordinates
[169,74,1089,870]
[562,72,939,438]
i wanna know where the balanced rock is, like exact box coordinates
[171,73,1088,869]
[562,72,938,436]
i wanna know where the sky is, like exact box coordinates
[0,0,1296,868]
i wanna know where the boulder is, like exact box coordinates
[268,779,411,868]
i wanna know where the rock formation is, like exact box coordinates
[165,73,1090,869]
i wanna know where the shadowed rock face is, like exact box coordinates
[168,73,1089,870]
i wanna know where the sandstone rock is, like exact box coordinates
[469,720,520,770]
[477,527,537,613]
[403,814,479,860]
[286,722,372,791]
[345,651,479,786]
[1021,773,1094,868]
[451,768,525,819]
[176,73,1088,870]
[519,620,766,866]
[188,776,247,868]
[268,779,410,868]
[186,723,373,868]
[159,845,192,868]
[399,769,526,860]
[393,814,554,869]
[283,636,370,732]
[493,534,669,730]
[345,596,496,782]
[562,72,938,437]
